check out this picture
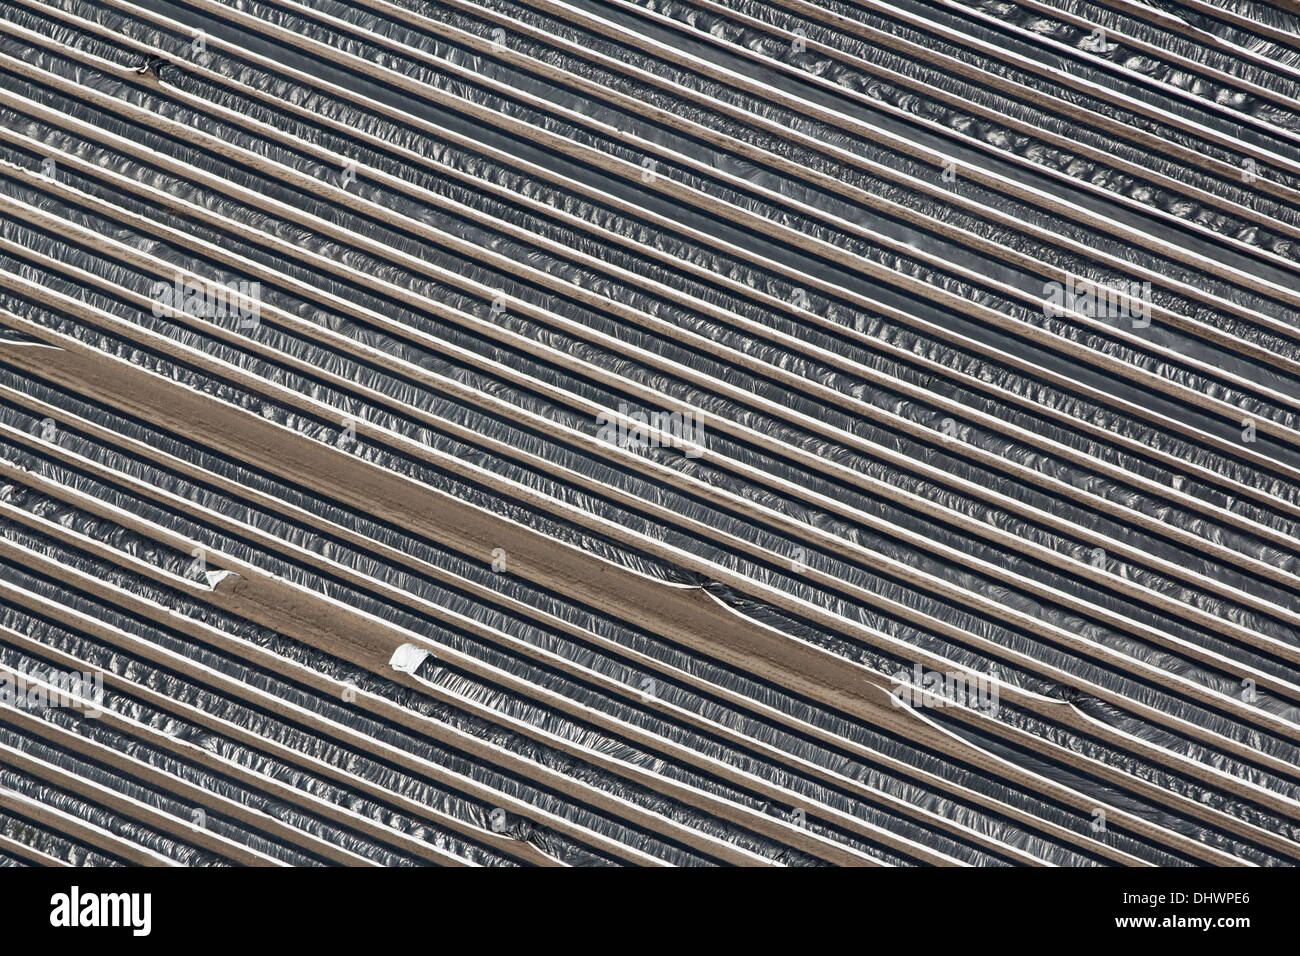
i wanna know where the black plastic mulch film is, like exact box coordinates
[0,0,1296,866]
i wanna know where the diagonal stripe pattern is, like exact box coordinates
[0,0,1299,866]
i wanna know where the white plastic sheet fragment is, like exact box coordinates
[388,642,432,675]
